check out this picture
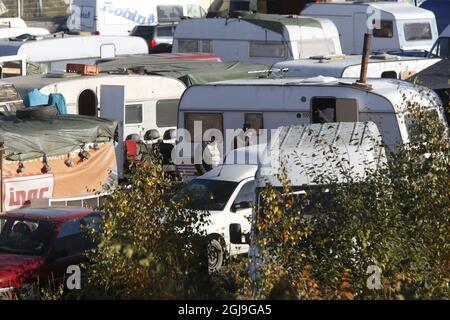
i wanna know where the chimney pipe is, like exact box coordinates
[354,33,373,90]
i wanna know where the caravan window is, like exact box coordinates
[125,104,143,124]
[403,23,432,41]
[249,41,288,58]
[186,4,207,18]
[156,99,179,127]
[157,5,183,22]
[244,113,264,134]
[178,39,199,53]
[311,98,336,123]
[202,40,212,53]
[373,20,394,38]
[185,113,223,142]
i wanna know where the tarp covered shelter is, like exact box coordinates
[0,115,117,160]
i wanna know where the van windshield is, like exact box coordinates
[157,5,183,22]
[429,37,450,58]
[174,179,238,211]
[403,22,433,42]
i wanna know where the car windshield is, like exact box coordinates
[429,37,449,58]
[174,179,238,211]
[0,217,56,255]
[131,26,154,37]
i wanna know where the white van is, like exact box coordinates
[172,13,342,64]
[0,35,148,73]
[429,24,450,58]
[177,121,386,271]
[175,76,446,175]
[301,2,439,55]
[272,54,441,80]
[68,0,207,35]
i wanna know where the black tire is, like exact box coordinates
[207,237,226,273]
[16,105,58,119]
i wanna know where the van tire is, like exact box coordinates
[207,236,226,273]
[16,105,58,119]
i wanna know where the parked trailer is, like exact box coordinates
[301,2,439,56]
[172,13,342,64]
[0,35,148,73]
[68,0,207,35]
[271,54,441,80]
[175,76,447,175]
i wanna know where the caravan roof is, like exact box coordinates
[0,35,148,63]
[223,122,387,187]
[272,55,441,78]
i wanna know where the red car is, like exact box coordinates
[0,208,102,296]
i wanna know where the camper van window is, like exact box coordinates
[185,113,223,142]
[186,4,207,18]
[157,5,183,22]
[233,180,256,207]
[245,113,263,134]
[312,98,336,123]
[249,41,288,58]
[429,37,450,58]
[202,40,212,53]
[404,23,432,41]
[178,39,199,53]
[156,99,179,127]
[125,104,143,124]
[373,20,394,38]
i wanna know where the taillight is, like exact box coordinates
[94,31,100,35]
[149,39,157,48]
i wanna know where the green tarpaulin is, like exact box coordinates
[98,58,271,87]
[0,115,117,161]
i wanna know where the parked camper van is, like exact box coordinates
[175,77,446,175]
[420,0,450,34]
[301,2,439,55]
[172,13,342,64]
[0,35,148,73]
[178,121,386,271]
[272,54,440,80]
[68,0,207,36]
[225,122,387,275]
[429,24,450,58]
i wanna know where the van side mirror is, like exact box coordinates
[229,224,250,245]
[231,201,252,212]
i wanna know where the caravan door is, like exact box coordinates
[100,85,125,177]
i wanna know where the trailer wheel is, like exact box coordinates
[16,105,58,119]
[207,237,226,273]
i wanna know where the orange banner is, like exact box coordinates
[2,143,117,211]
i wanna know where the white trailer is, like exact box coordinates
[175,76,447,175]
[272,54,441,80]
[172,13,342,64]
[301,2,439,55]
[0,35,148,73]
[8,73,185,141]
[68,0,207,36]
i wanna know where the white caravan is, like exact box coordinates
[175,77,446,175]
[178,121,386,271]
[0,17,50,39]
[172,14,342,64]
[429,24,450,59]
[68,0,207,35]
[272,54,441,80]
[0,35,148,73]
[301,2,438,55]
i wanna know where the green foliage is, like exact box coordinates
[239,92,449,300]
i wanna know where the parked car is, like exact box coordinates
[429,24,450,58]
[0,208,103,297]
[130,23,177,53]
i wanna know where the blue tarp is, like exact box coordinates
[23,89,67,115]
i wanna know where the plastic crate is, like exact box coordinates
[66,63,99,76]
